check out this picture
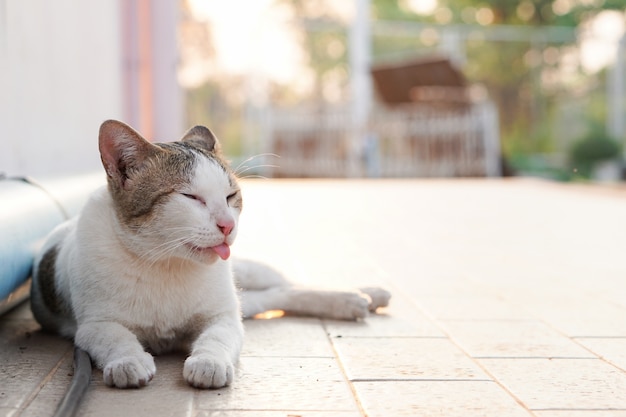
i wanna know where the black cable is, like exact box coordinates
[2,175,71,220]
[53,347,92,417]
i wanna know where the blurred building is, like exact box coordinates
[0,0,182,178]
[265,56,501,178]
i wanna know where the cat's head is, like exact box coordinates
[98,119,242,265]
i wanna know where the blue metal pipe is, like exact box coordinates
[0,174,103,302]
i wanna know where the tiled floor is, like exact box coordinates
[2,179,626,416]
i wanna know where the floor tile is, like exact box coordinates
[442,320,594,358]
[549,319,626,338]
[195,357,358,412]
[417,293,534,320]
[575,337,626,371]
[534,412,626,417]
[513,294,626,337]
[195,412,361,417]
[324,307,443,338]
[332,337,488,381]
[19,352,73,417]
[480,358,626,410]
[243,318,333,357]
[4,180,626,416]
[354,380,532,417]
[0,319,72,409]
[77,354,195,417]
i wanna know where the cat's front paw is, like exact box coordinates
[183,354,234,389]
[103,353,156,388]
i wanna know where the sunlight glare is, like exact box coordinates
[253,310,286,320]
[185,0,305,85]
[580,10,626,73]
[403,0,438,15]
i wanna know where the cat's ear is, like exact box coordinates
[181,125,218,153]
[99,120,157,188]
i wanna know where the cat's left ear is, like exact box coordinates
[99,120,158,189]
[181,125,218,153]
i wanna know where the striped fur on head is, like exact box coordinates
[98,120,240,228]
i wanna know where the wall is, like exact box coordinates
[0,0,182,178]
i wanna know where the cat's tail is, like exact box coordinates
[53,346,92,417]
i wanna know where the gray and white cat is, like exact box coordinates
[30,120,390,389]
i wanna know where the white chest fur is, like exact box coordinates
[57,188,240,341]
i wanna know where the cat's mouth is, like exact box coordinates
[187,243,231,260]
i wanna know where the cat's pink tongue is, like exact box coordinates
[212,243,230,260]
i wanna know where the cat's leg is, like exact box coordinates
[282,287,375,320]
[232,258,290,290]
[183,312,243,389]
[234,259,371,319]
[240,286,292,318]
[234,258,392,320]
[75,322,156,388]
[243,286,372,320]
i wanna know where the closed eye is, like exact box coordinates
[181,193,205,205]
[226,191,238,202]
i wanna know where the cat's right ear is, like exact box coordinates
[99,120,156,188]
[181,125,218,154]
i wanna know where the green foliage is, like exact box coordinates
[283,0,349,102]
[508,153,574,181]
[569,126,622,178]
[571,129,621,163]
[434,0,624,26]
[184,0,624,162]
[366,0,622,166]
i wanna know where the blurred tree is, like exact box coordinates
[284,0,349,105]
[370,0,625,158]
[181,0,624,161]
[179,0,247,154]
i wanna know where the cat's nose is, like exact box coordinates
[218,219,234,236]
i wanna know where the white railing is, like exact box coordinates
[263,101,500,178]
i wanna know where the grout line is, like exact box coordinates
[350,378,493,383]
[531,408,626,412]
[439,318,540,322]
[573,336,626,339]
[483,274,626,376]
[193,408,362,413]
[518,315,626,375]
[321,321,368,417]
[241,355,335,358]
[327,335,447,339]
[475,356,599,360]
[402,296,538,417]
[15,343,74,416]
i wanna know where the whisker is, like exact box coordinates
[136,237,190,269]
[234,154,280,177]
[238,174,271,180]
[131,227,200,269]
[236,163,279,177]
[233,153,280,174]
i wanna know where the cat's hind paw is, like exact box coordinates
[359,287,392,312]
[103,353,156,388]
[183,354,234,389]
[328,292,371,320]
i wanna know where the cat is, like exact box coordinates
[30,120,391,390]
